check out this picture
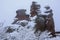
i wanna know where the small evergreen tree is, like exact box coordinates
[30,1,41,17]
[44,6,56,37]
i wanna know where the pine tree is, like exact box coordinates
[30,1,40,17]
[44,6,56,37]
[12,9,29,24]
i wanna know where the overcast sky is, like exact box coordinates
[0,0,60,31]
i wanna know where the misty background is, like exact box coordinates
[0,0,60,31]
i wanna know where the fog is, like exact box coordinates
[0,0,60,31]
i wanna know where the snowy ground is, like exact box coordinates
[0,20,60,40]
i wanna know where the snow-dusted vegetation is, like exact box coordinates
[0,20,60,40]
[0,0,60,40]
